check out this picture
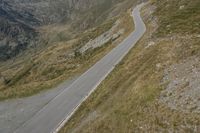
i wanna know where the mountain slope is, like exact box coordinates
[0,0,137,61]
[7,0,108,25]
[0,0,138,100]
[0,0,38,61]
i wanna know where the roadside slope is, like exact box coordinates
[60,1,200,132]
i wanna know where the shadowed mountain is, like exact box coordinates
[0,0,39,61]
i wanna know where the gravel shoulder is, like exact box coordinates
[0,77,77,133]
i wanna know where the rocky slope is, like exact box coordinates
[7,0,108,25]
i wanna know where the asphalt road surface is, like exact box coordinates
[15,3,146,133]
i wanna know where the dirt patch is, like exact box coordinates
[160,56,200,113]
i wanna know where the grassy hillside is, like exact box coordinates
[60,0,200,132]
[0,0,139,100]
[154,0,200,36]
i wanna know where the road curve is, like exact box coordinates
[15,3,146,133]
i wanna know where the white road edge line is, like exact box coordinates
[53,66,115,133]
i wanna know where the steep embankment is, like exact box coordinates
[60,0,200,132]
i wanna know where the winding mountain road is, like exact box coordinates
[15,3,146,133]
